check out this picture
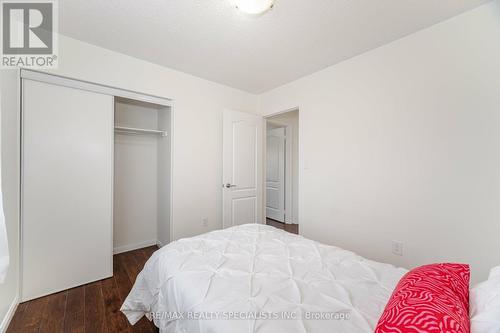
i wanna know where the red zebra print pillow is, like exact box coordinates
[375,263,470,333]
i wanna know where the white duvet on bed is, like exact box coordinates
[121,224,407,333]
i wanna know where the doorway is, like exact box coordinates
[265,109,299,234]
[113,97,172,253]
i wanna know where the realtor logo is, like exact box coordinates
[1,0,58,68]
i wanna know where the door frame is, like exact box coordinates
[263,107,299,227]
[266,122,291,223]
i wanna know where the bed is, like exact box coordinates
[121,224,407,333]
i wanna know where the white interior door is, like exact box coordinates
[22,79,113,301]
[266,127,285,222]
[223,110,263,228]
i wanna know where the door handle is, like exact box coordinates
[223,183,237,188]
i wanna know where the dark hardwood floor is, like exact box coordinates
[266,218,299,234]
[7,224,297,333]
[7,246,159,333]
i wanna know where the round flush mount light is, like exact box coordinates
[233,0,275,15]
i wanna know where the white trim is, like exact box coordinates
[113,240,158,255]
[0,296,18,333]
[17,70,24,300]
[20,69,172,107]
[156,240,165,248]
[284,124,294,224]
[169,102,175,243]
[262,120,268,225]
[109,97,115,274]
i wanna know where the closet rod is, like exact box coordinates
[114,126,167,137]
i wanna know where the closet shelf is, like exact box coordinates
[114,126,167,137]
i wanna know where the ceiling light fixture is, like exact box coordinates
[233,0,275,15]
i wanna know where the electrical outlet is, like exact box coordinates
[202,218,208,227]
[392,240,403,256]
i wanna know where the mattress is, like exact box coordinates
[121,224,407,333]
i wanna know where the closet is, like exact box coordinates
[19,70,172,301]
[113,97,171,253]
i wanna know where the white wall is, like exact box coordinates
[1,4,499,328]
[260,0,500,283]
[0,35,258,328]
[0,70,20,331]
[267,111,299,224]
[48,35,259,240]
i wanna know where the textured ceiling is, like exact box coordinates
[59,0,490,93]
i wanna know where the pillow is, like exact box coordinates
[375,263,470,333]
[470,266,500,333]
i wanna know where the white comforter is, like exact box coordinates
[121,224,406,333]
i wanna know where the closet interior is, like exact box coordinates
[113,97,172,253]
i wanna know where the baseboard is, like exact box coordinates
[0,296,18,333]
[156,240,165,248]
[113,239,158,254]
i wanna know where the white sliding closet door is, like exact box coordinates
[22,79,113,301]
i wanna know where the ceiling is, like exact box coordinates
[59,0,490,93]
